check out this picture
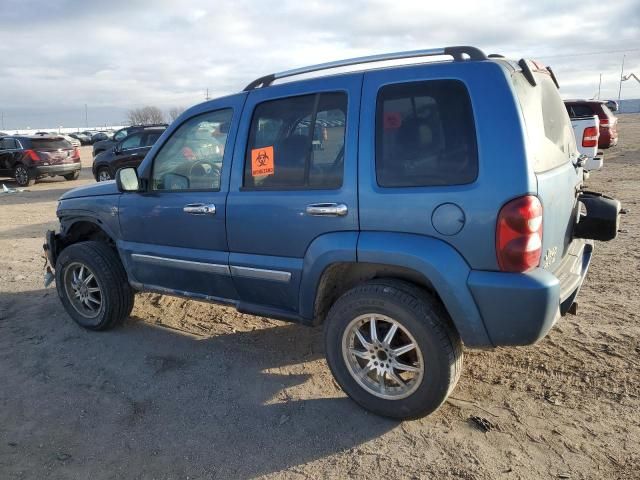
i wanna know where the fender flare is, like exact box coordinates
[356,232,492,347]
[299,231,359,321]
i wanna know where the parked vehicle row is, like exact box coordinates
[44,46,622,420]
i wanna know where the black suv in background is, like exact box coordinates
[0,135,81,186]
[92,124,168,157]
[92,127,166,181]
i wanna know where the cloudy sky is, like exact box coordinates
[1,0,639,130]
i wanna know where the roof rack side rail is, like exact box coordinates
[244,45,488,90]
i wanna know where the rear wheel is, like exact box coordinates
[63,170,80,181]
[14,164,35,187]
[55,241,134,330]
[324,279,463,419]
[97,167,111,182]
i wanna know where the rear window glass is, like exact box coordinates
[375,80,478,188]
[567,104,595,117]
[513,72,576,172]
[31,138,72,150]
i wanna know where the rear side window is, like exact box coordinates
[31,138,72,150]
[0,138,17,149]
[375,80,478,188]
[243,92,347,190]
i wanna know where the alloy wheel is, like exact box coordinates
[63,262,103,318]
[342,313,424,400]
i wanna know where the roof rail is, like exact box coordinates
[244,46,488,91]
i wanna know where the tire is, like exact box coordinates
[55,241,134,330]
[324,279,463,419]
[63,170,80,181]
[14,164,35,187]
[96,167,111,182]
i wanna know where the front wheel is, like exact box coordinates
[324,279,463,419]
[55,241,134,330]
[14,164,35,186]
[96,167,111,182]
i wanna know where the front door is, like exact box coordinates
[118,95,245,301]
[226,75,361,313]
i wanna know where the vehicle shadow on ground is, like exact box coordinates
[0,288,397,479]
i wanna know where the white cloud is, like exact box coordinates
[0,0,638,128]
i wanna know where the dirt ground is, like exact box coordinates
[1,117,639,480]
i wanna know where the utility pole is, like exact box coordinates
[1,111,4,130]
[597,74,602,100]
[617,55,626,103]
[205,88,210,101]
[84,104,88,128]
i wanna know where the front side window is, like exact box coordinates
[114,129,129,141]
[375,80,478,188]
[243,92,347,189]
[151,109,232,191]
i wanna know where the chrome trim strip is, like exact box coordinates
[230,266,291,283]
[131,254,230,275]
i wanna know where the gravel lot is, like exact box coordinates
[1,117,639,479]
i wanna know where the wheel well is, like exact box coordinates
[61,221,114,250]
[312,262,440,324]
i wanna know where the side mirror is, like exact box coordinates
[116,167,140,192]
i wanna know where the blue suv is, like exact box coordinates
[44,46,621,419]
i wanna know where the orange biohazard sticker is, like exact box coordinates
[251,146,274,177]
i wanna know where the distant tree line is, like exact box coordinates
[126,106,185,125]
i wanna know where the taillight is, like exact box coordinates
[599,117,610,127]
[73,147,80,159]
[582,126,599,148]
[496,196,543,272]
[24,149,41,162]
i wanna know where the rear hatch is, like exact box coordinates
[31,137,78,164]
[511,63,582,274]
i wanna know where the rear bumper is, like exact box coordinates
[468,241,593,347]
[31,163,81,177]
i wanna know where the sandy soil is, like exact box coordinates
[1,117,639,479]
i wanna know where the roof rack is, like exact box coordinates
[244,46,488,91]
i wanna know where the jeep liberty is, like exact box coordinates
[44,46,622,419]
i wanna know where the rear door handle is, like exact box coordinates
[306,203,348,217]
[183,203,216,215]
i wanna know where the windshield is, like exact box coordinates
[512,70,577,172]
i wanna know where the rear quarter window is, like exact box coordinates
[512,72,576,172]
[375,79,478,187]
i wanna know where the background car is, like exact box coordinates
[92,127,166,181]
[69,132,92,145]
[90,131,111,144]
[93,123,168,157]
[564,100,618,148]
[0,135,81,186]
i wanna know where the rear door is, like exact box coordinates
[226,75,361,313]
[511,67,582,271]
[118,96,244,301]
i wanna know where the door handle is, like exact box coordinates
[183,203,216,215]
[305,203,348,217]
